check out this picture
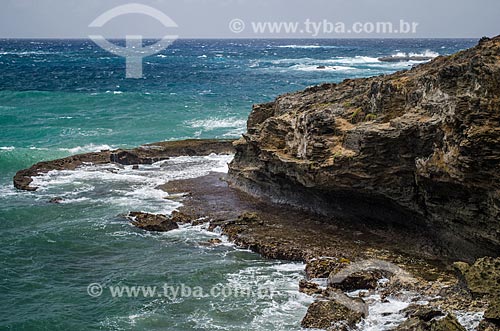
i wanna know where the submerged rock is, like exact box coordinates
[228,35,500,260]
[48,197,64,204]
[198,238,223,247]
[127,212,179,232]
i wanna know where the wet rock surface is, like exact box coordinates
[298,279,323,295]
[301,299,364,330]
[126,212,179,232]
[329,269,389,292]
[13,139,234,191]
[163,172,493,330]
[393,306,466,331]
[305,257,350,279]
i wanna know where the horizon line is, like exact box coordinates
[0,36,482,41]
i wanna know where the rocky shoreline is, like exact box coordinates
[15,147,498,329]
[228,36,500,261]
[13,139,234,191]
[135,171,499,331]
[13,36,500,330]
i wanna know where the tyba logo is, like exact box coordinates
[89,3,178,78]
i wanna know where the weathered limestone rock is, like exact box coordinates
[453,257,500,297]
[301,299,364,330]
[126,212,179,232]
[229,36,500,260]
[393,306,466,331]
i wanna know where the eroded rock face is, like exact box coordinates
[228,36,500,260]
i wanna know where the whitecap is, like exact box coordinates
[185,117,247,131]
[329,56,381,64]
[223,262,313,330]
[290,64,357,72]
[30,155,234,215]
[0,51,55,56]
[276,45,339,49]
[58,144,115,154]
[355,293,412,331]
[388,50,439,60]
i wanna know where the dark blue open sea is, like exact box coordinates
[0,39,476,330]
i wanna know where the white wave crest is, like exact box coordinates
[58,144,115,154]
[276,45,339,49]
[290,64,357,72]
[30,154,234,214]
[391,50,439,58]
[185,117,247,131]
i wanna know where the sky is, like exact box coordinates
[0,0,499,39]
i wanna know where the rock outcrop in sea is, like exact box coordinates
[228,36,500,261]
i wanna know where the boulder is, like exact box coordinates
[298,279,323,295]
[235,212,264,225]
[394,306,466,331]
[170,210,193,224]
[110,150,167,165]
[329,269,388,291]
[484,299,500,325]
[127,212,179,232]
[453,257,500,297]
[301,299,364,330]
[305,257,349,279]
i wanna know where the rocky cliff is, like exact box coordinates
[228,36,500,260]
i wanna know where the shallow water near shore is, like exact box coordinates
[0,38,479,330]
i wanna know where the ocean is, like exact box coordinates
[0,38,477,330]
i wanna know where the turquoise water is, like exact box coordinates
[0,39,476,330]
